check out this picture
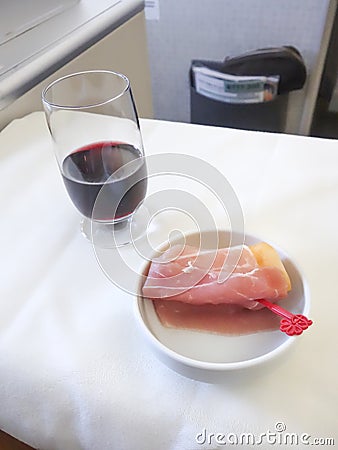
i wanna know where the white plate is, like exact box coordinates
[135,230,310,382]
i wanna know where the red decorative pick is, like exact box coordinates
[256,299,313,336]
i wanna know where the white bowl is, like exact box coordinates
[134,230,310,382]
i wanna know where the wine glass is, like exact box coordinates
[42,70,148,247]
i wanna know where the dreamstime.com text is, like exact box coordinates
[195,423,335,446]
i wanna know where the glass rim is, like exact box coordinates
[41,70,130,110]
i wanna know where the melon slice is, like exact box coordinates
[249,242,291,291]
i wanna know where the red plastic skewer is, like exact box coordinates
[256,299,313,336]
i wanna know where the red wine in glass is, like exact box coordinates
[62,141,147,221]
[43,70,148,247]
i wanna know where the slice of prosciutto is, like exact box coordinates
[142,242,291,310]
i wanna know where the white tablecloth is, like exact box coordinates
[0,112,337,449]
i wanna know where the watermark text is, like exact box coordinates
[196,423,335,446]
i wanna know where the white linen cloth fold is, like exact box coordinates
[0,113,337,449]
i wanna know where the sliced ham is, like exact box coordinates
[153,300,281,335]
[142,242,291,310]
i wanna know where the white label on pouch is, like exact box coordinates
[193,66,279,104]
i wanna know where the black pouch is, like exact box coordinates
[191,46,306,95]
